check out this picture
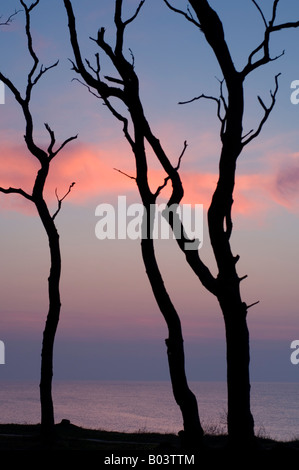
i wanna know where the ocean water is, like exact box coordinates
[0,381,299,442]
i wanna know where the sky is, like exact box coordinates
[0,0,299,384]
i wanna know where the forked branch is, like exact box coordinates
[0,9,21,26]
[242,73,280,146]
[242,0,299,77]
[163,0,201,28]
[52,182,76,220]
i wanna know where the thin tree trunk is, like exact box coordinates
[141,210,203,449]
[35,200,61,436]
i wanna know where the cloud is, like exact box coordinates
[1,132,298,220]
[0,139,137,212]
[274,155,299,208]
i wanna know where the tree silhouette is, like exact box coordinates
[161,0,299,445]
[0,0,77,437]
[63,0,203,449]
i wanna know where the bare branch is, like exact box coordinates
[246,300,260,310]
[20,0,40,91]
[45,122,55,154]
[104,75,124,85]
[103,96,135,149]
[85,52,101,81]
[241,129,254,140]
[52,182,75,220]
[163,0,201,28]
[154,140,187,198]
[32,60,59,87]
[71,77,102,99]
[123,0,145,27]
[113,168,136,181]
[175,139,187,171]
[0,9,21,26]
[251,0,267,28]
[128,48,135,68]
[242,73,280,146]
[179,92,225,138]
[242,0,299,78]
[44,122,77,160]
[51,135,78,160]
[179,93,218,106]
[64,0,102,93]
[271,20,299,32]
[0,186,32,200]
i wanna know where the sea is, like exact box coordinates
[0,381,299,442]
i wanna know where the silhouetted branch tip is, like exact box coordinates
[251,0,268,28]
[234,255,240,264]
[176,140,188,170]
[163,0,201,28]
[113,168,136,181]
[242,73,280,146]
[71,78,101,99]
[104,76,124,85]
[246,301,260,310]
[155,140,187,198]
[0,9,22,26]
[123,0,145,27]
[52,182,76,220]
[128,48,135,68]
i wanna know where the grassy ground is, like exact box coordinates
[0,420,298,462]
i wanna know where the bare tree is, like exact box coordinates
[63,0,203,449]
[160,0,299,445]
[0,0,77,437]
[63,0,299,447]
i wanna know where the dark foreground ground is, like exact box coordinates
[0,421,298,464]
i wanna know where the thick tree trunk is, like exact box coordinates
[35,199,61,436]
[218,293,255,443]
[209,168,255,444]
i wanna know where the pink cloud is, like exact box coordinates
[273,153,299,210]
[0,140,137,212]
[1,132,298,219]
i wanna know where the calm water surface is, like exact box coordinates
[0,381,298,442]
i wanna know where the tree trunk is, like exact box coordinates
[165,336,203,449]
[209,172,255,444]
[35,199,61,436]
[141,207,203,449]
[218,293,255,444]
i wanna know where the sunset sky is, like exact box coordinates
[0,0,299,383]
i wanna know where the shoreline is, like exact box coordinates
[0,421,299,456]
